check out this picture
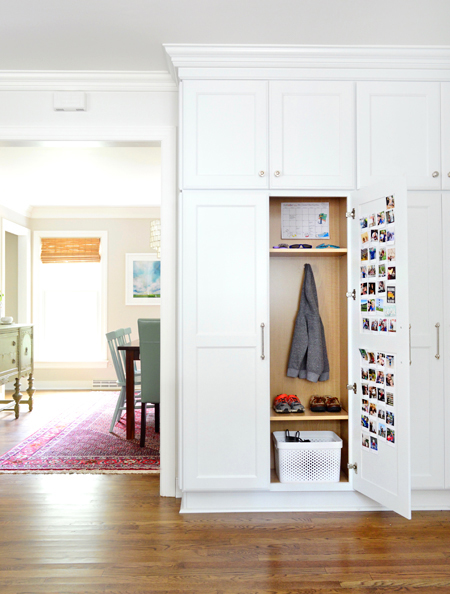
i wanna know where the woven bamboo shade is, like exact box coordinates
[40,237,101,263]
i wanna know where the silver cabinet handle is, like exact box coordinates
[435,323,440,359]
[409,324,412,365]
[261,323,265,360]
[258,170,265,177]
[432,171,440,178]
[274,171,281,177]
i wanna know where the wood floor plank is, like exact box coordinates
[1,392,450,593]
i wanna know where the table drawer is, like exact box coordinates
[0,334,19,357]
[0,351,18,375]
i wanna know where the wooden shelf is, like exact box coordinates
[270,407,348,422]
[270,468,349,486]
[270,248,347,257]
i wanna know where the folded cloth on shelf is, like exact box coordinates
[287,263,330,382]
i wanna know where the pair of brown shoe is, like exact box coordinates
[309,395,341,413]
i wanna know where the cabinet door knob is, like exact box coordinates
[258,170,265,177]
[12,341,16,346]
[448,172,450,178]
[25,348,28,355]
[274,170,281,177]
[12,359,15,365]
[432,171,439,178]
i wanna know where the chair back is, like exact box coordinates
[138,319,160,404]
[105,328,126,386]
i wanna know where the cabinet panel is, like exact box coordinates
[181,191,270,491]
[442,84,450,191]
[408,194,444,490]
[357,82,441,190]
[270,81,355,189]
[182,80,268,189]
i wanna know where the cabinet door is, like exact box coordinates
[442,84,450,190]
[443,196,450,488]
[270,81,355,189]
[182,81,268,189]
[357,82,441,190]
[181,191,270,491]
[408,194,444,490]
[349,178,411,519]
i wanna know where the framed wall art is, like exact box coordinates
[125,253,161,305]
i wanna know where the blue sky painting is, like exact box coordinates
[133,260,161,299]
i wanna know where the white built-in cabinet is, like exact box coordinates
[182,80,355,190]
[357,82,441,190]
[407,194,444,490]
[170,46,450,515]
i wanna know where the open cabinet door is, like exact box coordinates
[348,179,411,519]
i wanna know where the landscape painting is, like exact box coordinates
[126,253,161,305]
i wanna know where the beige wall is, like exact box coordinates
[31,214,161,387]
[4,231,18,321]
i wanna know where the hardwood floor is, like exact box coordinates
[0,392,450,593]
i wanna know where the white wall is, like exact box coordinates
[4,231,18,321]
[0,0,449,71]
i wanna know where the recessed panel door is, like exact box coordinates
[408,194,444,490]
[182,80,268,189]
[348,178,411,518]
[357,82,441,190]
[270,81,355,189]
[181,191,270,491]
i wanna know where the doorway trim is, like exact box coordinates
[1,219,31,324]
[0,126,178,497]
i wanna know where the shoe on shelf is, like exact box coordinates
[273,394,305,414]
[326,396,342,412]
[309,395,327,412]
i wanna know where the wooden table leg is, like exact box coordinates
[13,377,22,419]
[27,373,35,412]
[125,350,135,440]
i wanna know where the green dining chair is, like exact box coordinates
[106,328,141,433]
[138,318,160,447]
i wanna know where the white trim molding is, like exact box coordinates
[164,44,450,82]
[0,70,177,92]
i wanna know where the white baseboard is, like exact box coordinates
[6,381,109,391]
[181,488,450,514]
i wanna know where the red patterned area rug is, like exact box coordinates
[0,392,160,474]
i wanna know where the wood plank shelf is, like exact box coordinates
[270,407,348,422]
[270,248,347,257]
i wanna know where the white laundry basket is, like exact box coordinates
[272,431,342,483]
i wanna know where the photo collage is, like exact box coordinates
[360,349,396,454]
[360,195,396,334]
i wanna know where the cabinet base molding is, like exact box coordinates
[180,489,450,514]
[411,490,450,510]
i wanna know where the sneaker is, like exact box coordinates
[273,394,305,414]
[326,396,341,412]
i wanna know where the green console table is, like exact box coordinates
[0,324,34,418]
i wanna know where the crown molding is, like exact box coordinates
[0,70,177,92]
[164,44,450,81]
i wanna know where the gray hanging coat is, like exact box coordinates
[287,263,329,382]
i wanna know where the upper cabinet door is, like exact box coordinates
[269,81,355,189]
[182,80,268,189]
[348,178,411,519]
[357,82,441,190]
[442,83,450,190]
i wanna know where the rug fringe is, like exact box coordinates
[0,469,160,475]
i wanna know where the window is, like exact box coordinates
[33,231,107,364]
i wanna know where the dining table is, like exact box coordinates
[117,339,140,440]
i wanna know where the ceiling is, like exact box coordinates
[0,0,449,72]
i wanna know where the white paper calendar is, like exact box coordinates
[281,202,330,240]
